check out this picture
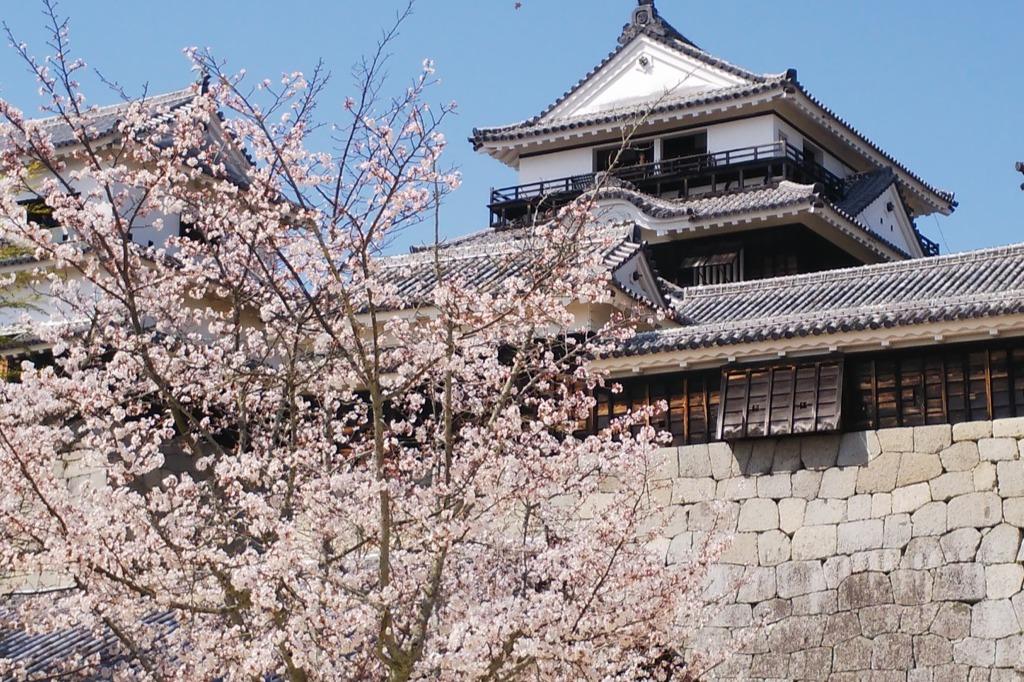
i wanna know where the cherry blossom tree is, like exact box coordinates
[0,3,725,679]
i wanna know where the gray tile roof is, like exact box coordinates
[837,168,897,217]
[594,182,911,259]
[33,87,198,149]
[613,243,1024,357]
[380,221,644,309]
[0,597,176,679]
[471,77,786,149]
[0,241,37,268]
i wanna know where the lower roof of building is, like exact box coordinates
[611,242,1024,358]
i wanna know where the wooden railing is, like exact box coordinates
[488,142,846,226]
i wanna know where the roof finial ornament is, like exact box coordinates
[620,0,697,48]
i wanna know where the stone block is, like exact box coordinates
[901,603,941,634]
[856,452,901,494]
[791,525,837,560]
[708,442,735,480]
[941,441,981,472]
[953,420,992,442]
[891,569,934,605]
[994,634,1024,669]
[791,589,837,616]
[952,638,996,667]
[883,513,912,549]
[996,461,1024,497]
[914,633,954,667]
[823,555,852,590]
[805,498,846,525]
[748,652,788,679]
[979,438,1018,462]
[837,519,884,554]
[838,430,881,466]
[975,461,998,491]
[720,532,759,565]
[646,536,670,564]
[933,563,987,602]
[788,647,832,680]
[791,469,823,499]
[985,563,1024,599]
[898,452,944,487]
[893,482,933,514]
[979,524,1023,563]
[992,416,1024,438]
[766,615,825,654]
[800,435,840,470]
[931,472,975,502]
[823,611,862,647]
[672,477,716,504]
[916,424,953,454]
[738,498,779,531]
[736,565,777,603]
[849,548,901,573]
[931,602,972,640]
[878,427,915,452]
[757,530,791,567]
[872,492,893,518]
[1004,498,1024,528]
[971,599,1022,639]
[948,492,1003,528]
[771,438,802,473]
[757,473,792,499]
[847,494,872,521]
[871,633,914,671]
[752,597,791,624]
[711,602,753,627]
[940,528,982,563]
[779,497,806,534]
[912,501,948,536]
[677,444,712,477]
[717,476,757,500]
[652,448,679,480]
[832,636,873,672]
[902,537,944,569]
[702,563,743,601]
[859,604,904,637]
[776,561,827,598]
[666,533,693,564]
[820,467,858,499]
[837,572,893,609]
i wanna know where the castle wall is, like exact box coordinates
[649,419,1024,680]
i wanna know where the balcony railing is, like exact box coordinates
[488,142,845,227]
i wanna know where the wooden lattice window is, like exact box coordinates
[844,343,1024,430]
[717,360,844,440]
[590,371,720,446]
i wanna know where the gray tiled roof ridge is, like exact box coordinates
[31,85,197,128]
[673,241,1024,303]
[472,77,786,141]
[378,220,638,268]
[592,182,912,259]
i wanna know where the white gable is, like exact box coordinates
[855,183,923,257]
[543,36,751,122]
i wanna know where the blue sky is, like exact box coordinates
[1,0,1021,254]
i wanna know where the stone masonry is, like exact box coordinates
[648,418,1024,680]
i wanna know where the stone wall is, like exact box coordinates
[651,418,1024,680]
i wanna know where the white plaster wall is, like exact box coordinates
[857,184,918,255]
[774,117,852,179]
[517,147,594,185]
[706,115,775,154]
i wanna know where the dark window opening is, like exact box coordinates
[662,132,708,161]
[802,141,824,167]
[19,198,59,229]
[591,370,720,446]
[594,141,654,172]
